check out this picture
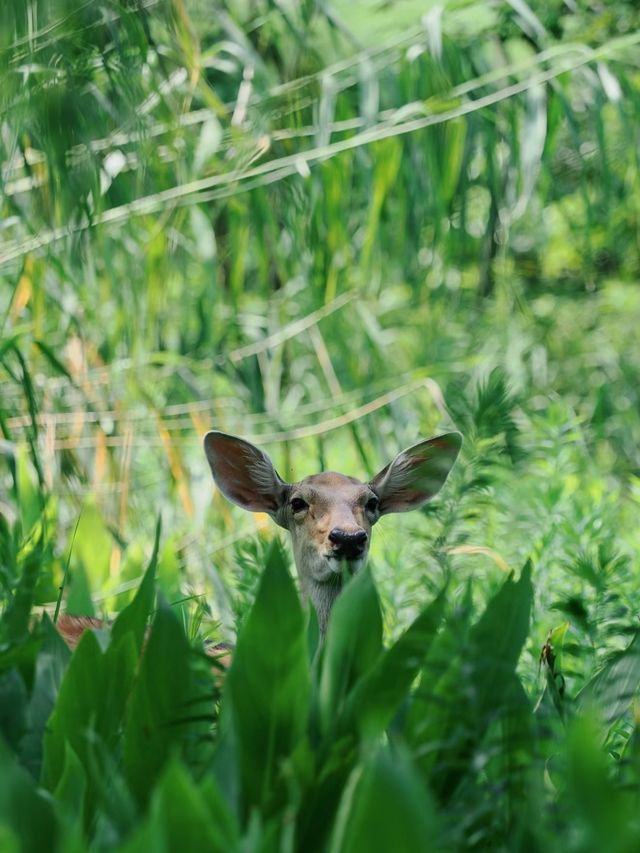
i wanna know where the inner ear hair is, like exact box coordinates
[371,432,462,514]
[203,431,288,516]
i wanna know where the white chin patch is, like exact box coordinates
[308,552,367,583]
[327,556,364,577]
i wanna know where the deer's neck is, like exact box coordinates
[301,574,343,637]
[290,536,351,636]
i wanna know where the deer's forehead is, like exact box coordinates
[294,472,369,504]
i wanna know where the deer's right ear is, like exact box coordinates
[203,432,289,525]
[370,432,462,515]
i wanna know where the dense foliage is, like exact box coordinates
[1,0,640,849]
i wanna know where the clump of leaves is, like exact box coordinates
[3,530,640,850]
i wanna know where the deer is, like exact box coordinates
[203,430,462,636]
[55,429,461,655]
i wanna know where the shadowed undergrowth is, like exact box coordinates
[2,534,640,850]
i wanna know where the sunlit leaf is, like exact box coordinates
[317,566,383,738]
[222,539,310,819]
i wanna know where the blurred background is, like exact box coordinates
[1,0,640,684]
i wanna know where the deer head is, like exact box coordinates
[204,431,461,635]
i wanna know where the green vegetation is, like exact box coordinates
[2,0,640,849]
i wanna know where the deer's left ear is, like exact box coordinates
[370,432,462,515]
[203,431,290,525]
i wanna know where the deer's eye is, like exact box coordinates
[290,497,308,513]
[366,496,379,513]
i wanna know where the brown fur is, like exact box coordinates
[56,615,105,650]
[289,472,375,555]
[55,614,232,670]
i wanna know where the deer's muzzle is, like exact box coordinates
[328,527,368,560]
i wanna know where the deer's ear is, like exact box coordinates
[370,432,462,515]
[204,432,289,520]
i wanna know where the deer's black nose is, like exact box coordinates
[329,528,368,559]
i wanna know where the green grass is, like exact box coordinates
[2,0,640,849]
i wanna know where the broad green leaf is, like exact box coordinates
[115,757,239,850]
[145,760,238,852]
[53,742,86,836]
[406,562,533,799]
[0,739,59,853]
[468,560,533,712]
[317,566,383,738]
[295,735,359,853]
[344,588,446,740]
[403,610,472,780]
[19,615,70,779]
[295,569,384,852]
[41,630,104,793]
[111,518,160,653]
[117,820,165,853]
[42,627,138,829]
[0,668,28,752]
[577,632,640,733]
[562,714,640,852]
[307,600,320,664]
[122,600,212,807]
[200,776,241,850]
[223,539,309,819]
[328,746,439,853]
[484,670,537,834]
[0,826,20,853]
[43,535,159,802]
